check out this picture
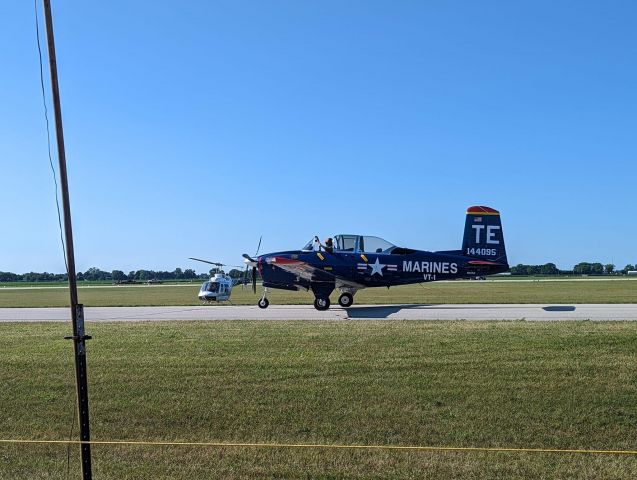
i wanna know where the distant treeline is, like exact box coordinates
[0,267,245,283]
[510,263,636,276]
[1,263,635,283]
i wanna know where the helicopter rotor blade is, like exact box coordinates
[189,257,222,266]
[190,258,243,269]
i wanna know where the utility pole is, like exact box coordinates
[41,1,93,478]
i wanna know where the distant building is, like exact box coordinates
[628,271,637,276]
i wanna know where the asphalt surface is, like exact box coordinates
[0,304,636,322]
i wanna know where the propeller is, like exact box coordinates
[242,253,257,264]
[242,236,262,293]
[255,236,262,258]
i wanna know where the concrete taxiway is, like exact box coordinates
[0,304,636,322]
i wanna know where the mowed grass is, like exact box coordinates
[1,321,636,479]
[1,279,637,307]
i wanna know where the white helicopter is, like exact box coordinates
[189,238,263,303]
[188,258,244,303]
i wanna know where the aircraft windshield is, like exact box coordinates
[201,282,219,292]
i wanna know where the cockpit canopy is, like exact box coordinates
[302,235,396,253]
[335,235,396,253]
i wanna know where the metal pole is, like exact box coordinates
[41,1,93,478]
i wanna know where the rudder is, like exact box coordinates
[462,206,508,265]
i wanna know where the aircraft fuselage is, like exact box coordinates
[259,249,507,292]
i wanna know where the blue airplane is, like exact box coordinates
[242,206,509,310]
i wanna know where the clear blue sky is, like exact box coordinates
[1,1,636,274]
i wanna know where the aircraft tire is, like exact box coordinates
[338,292,354,308]
[313,297,330,311]
[258,298,269,309]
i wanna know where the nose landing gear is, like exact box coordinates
[257,288,269,309]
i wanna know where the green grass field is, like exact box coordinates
[1,321,636,479]
[1,279,636,307]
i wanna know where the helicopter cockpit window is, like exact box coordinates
[361,236,396,254]
[207,282,219,292]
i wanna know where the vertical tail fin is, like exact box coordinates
[462,206,508,265]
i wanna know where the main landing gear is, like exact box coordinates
[337,292,354,308]
[313,292,355,311]
[313,297,330,311]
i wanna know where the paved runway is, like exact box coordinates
[1,304,636,322]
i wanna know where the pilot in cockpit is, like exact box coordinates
[323,237,334,253]
[312,236,321,252]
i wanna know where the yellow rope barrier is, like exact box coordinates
[1,439,635,456]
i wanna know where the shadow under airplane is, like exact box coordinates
[343,304,431,319]
[542,306,576,312]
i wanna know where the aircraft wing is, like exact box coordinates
[266,257,366,290]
